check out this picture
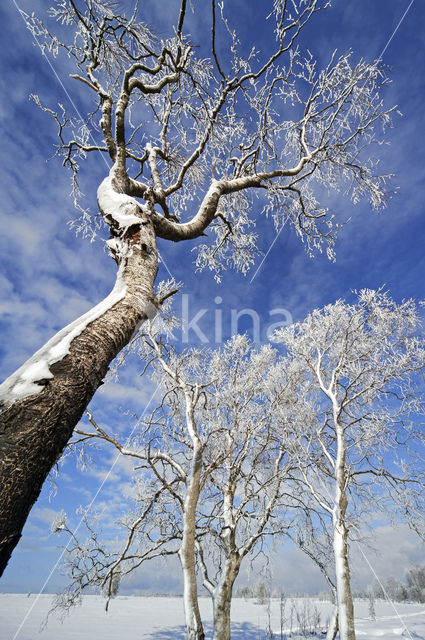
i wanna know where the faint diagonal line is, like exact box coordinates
[249,223,286,284]
[332,0,416,141]
[12,383,160,640]
[334,0,416,143]
[11,0,111,173]
[8,14,170,637]
[248,0,415,287]
[11,0,178,285]
[355,541,415,640]
[377,0,415,61]
[158,249,176,280]
[317,476,415,640]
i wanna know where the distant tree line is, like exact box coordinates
[236,564,425,605]
[363,565,425,603]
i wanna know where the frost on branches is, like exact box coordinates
[51,291,425,640]
[1,0,395,575]
[55,331,304,640]
[276,290,425,640]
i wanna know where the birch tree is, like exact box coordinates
[62,327,210,640]
[0,0,395,573]
[276,289,425,640]
[52,331,303,640]
[191,339,301,640]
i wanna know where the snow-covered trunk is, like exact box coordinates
[333,418,356,640]
[0,173,158,575]
[178,399,205,640]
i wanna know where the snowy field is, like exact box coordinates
[1,594,424,640]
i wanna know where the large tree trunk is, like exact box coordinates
[0,179,159,575]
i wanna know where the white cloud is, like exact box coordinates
[350,524,425,591]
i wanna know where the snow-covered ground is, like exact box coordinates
[1,594,424,639]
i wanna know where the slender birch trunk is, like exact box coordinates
[178,451,205,640]
[212,586,232,640]
[180,544,205,640]
[211,452,244,640]
[212,556,240,640]
[0,178,158,575]
[333,420,356,640]
[178,391,205,640]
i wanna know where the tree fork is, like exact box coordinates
[0,219,158,576]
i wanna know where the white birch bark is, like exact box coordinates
[211,462,241,640]
[333,415,356,640]
[177,387,205,640]
[178,442,204,640]
[277,292,425,640]
[2,0,396,578]
[212,558,240,640]
[314,357,356,640]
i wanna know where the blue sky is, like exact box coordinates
[1,0,425,604]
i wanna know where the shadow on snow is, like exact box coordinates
[145,621,269,639]
[145,621,326,639]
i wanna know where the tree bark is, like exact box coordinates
[0,198,158,575]
[333,515,355,640]
[212,556,240,640]
[333,422,356,640]
[179,416,205,640]
[179,548,205,640]
[213,585,232,640]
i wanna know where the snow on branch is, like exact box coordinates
[22,1,395,277]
